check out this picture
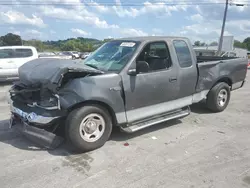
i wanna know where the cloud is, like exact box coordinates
[8,27,21,35]
[120,28,148,37]
[194,0,250,21]
[112,0,188,18]
[180,0,250,42]
[25,29,44,39]
[112,0,139,18]
[178,17,249,43]
[88,1,109,13]
[13,29,45,40]
[0,10,46,28]
[177,21,232,43]
[71,28,92,36]
[50,30,56,34]
[227,20,250,32]
[152,28,164,34]
[189,14,203,23]
[8,27,43,39]
[25,29,42,35]
[40,6,119,29]
[13,31,21,35]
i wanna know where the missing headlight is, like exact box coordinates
[28,94,61,110]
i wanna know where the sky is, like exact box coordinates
[0,0,249,43]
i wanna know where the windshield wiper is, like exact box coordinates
[85,64,99,70]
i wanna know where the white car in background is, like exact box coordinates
[70,51,80,59]
[61,51,79,59]
[80,52,92,59]
[0,46,38,81]
[39,52,73,60]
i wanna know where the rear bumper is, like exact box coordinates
[231,80,246,91]
[0,69,19,81]
[241,80,246,87]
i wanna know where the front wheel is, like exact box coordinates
[206,82,231,112]
[66,105,112,152]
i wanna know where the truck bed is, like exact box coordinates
[196,57,248,92]
[196,55,237,63]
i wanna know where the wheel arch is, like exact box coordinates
[68,100,118,126]
[212,76,233,89]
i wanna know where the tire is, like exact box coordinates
[206,82,231,112]
[65,105,112,152]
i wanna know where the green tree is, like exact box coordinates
[0,34,106,52]
[0,37,3,46]
[210,41,218,46]
[200,42,206,46]
[243,37,250,50]
[234,40,247,49]
[0,33,22,46]
[194,41,201,46]
[103,38,114,42]
[24,39,45,51]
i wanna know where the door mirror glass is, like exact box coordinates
[136,61,149,73]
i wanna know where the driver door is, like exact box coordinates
[121,41,180,123]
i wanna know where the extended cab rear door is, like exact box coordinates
[171,39,198,99]
[121,40,180,123]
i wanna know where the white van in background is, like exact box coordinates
[0,46,38,81]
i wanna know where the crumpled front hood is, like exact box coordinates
[18,58,103,87]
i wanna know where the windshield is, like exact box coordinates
[83,40,140,72]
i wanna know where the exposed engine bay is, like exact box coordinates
[11,58,104,110]
[10,82,60,110]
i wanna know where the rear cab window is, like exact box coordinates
[173,40,193,68]
[0,48,33,59]
[15,49,33,57]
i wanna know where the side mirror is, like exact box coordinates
[136,61,149,73]
[127,69,137,76]
[127,61,150,76]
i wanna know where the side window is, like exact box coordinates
[14,49,33,58]
[137,41,172,72]
[173,40,193,68]
[0,49,15,59]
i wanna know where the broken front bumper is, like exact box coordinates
[9,100,65,149]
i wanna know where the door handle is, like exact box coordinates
[169,77,177,82]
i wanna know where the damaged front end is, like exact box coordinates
[8,58,104,149]
[9,83,66,149]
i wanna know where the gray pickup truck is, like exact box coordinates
[9,36,248,152]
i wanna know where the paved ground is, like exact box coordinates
[0,73,250,188]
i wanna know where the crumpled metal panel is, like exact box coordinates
[196,57,248,92]
[18,58,103,87]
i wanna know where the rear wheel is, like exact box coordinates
[66,105,112,152]
[206,82,231,112]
